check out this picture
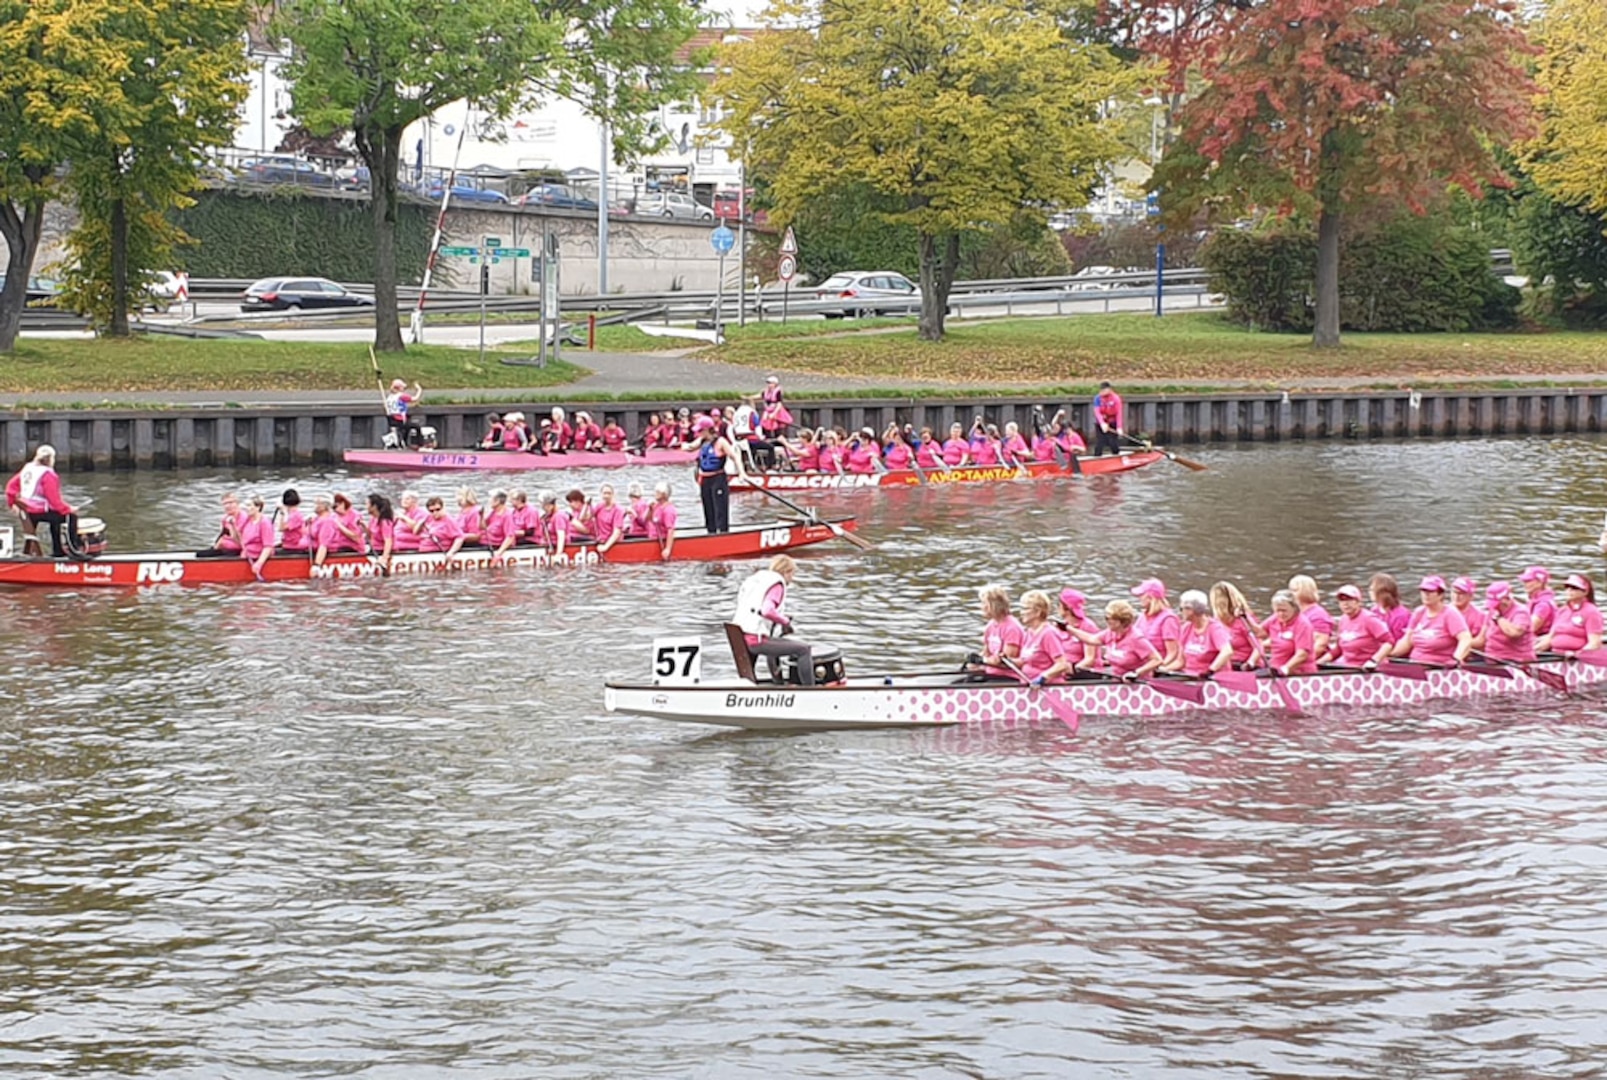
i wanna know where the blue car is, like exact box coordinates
[517,184,599,212]
[422,183,510,205]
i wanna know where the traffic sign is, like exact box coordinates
[777,254,797,283]
[484,235,503,248]
[492,248,530,258]
[779,226,797,255]
[710,224,735,255]
[440,245,477,257]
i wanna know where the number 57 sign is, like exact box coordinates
[652,637,703,685]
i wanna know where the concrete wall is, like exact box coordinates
[4,388,1606,471]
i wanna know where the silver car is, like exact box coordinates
[637,192,714,220]
[813,271,921,318]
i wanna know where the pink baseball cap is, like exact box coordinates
[1452,576,1476,595]
[1059,588,1087,612]
[1130,578,1166,600]
[1335,584,1363,601]
[1519,566,1550,584]
[1566,573,1592,591]
[692,417,715,433]
[1486,581,1512,602]
[1418,575,1447,593]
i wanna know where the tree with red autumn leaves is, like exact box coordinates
[1108,0,1536,346]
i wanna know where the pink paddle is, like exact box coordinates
[1000,655,1080,733]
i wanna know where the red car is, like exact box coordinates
[712,189,767,226]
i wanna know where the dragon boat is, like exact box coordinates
[730,449,1166,490]
[0,517,855,588]
[342,447,700,471]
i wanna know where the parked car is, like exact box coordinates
[813,271,921,318]
[517,184,599,212]
[0,274,64,308]
[239,276,375,313]
[1069,265,1120,290]
[239,156,338,189]
[421,181,509,204]
[637,191,714,221]
[137,271,183,313]
[336,165,371,192]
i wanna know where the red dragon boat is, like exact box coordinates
[342,447,699,471]
[0,517,856,588]
[730,449,1165,490]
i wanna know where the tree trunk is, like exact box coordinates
[917,231,960,341]
[363,124,406,353]
[0,198,46,354]
[109,195,130,338]
[1312,203,1341,348]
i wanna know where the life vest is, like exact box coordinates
[698,440,725,474]
[385,393,410,422]
[16,462,51,513]
[734,570,786,638]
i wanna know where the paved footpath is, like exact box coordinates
[6,345,1607,409]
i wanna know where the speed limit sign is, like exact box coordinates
[778,253,797,283]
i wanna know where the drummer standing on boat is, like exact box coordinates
[385,378,425,448]
[735,554,815,686]
[1092,381,1124,456]
[5,445,78,558]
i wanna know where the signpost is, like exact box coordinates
[1148,192,1164,317]
[778,227,798,324]
[710,223,735,341]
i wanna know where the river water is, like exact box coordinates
[4,439,1607,1078]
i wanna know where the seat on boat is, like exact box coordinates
[724,622,760,683]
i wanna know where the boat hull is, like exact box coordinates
[342,448,699,471]
[730,450,1164,490]
[605,662,1602,731]
[0,518,854,588]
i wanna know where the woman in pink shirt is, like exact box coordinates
[420,497,466,557]
[240,496,277,581]
[1536,573,1603,656]
[1209,580,1264,668]
[941,422,971,467]
[1017,590,1071,685]
[209,493,248,556]
[501,413,529,451]
[1520,566,1558,638]
[1050,410,1087,456]
[1000,422,1030,466]
[1051,588,1100,669]
[818,430,847,473]
[455,488,483,545]
[1263,590,1318,675]
[1328,583,1393,669]
[508,490,540,546]
[392,491,427,553]
[277,489,309,553]
[1451,576,1488,650]
[307,496,340,566]
[972,584,1025,678]
[1288,575,1334,660]
[573,411,603,451]
[592,484,626,553]
[1077,599,1161,681]
[649,482,678,560]
[601,418,628,451]
[482,491,516,560]
[790,429,822,472]
[915,427,944,470]
[882,428,915,471]
[969,423,1001,466]
[1391,576,1472,666]
[541,491,573,554]
[844,428,881,474]
[566,489,597,543]
[328,493,368,554]
[1170,590,1233,677]
[365,493,395,572]
[625,483,653,538]
[1482,581,1536,663]
[1130,578,1183,670]
[1369,572,1411,642]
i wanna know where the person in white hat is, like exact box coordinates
[5,444,78,558]
[384,377,424,448]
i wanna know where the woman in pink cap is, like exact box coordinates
[1392,576,1472,666]
[1077,599,1161,681]
[972,584,1025,678]
[1209,580,1264,668]
[1368,573,1411,642]
[1262,589,1318,675]
[1288,575,1334,661]
[1329,584,1393,669]
[1482,581,1536,663]
[1051,588,1101,668]
[1017,590,1071,685]
[1536,573,1603,656]
[1520,566,1558,638]
[1450,576,1488,650]
[1131,578,1182,669]
[1171,589,1233,677]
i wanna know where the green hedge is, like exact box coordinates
[1203,215,1520,333]
[170,189,432,282]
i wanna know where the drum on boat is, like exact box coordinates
[776,646,847,687]
[71,517,107,558]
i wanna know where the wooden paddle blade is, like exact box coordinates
[833,524,874,551]
[1144,677,1206,705]
[1210,669,1261,695]
[1377,661,1432,681]
[1167,452,1209,472]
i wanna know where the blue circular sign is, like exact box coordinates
[710,224,736,255]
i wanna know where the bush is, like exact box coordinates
[1202,215,1520,333]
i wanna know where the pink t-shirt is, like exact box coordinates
[1001,434,1029,462]
[1548,600,1603,652]
[846,444,878,474]
[1300,603,1335,642]
[1333,610,1392,666]
[649,502,678,540]
[1135,607,1182,659]
[393,507,427,552]
[511,503,540,544]
[216,509,247,553]
[1018,622,1068,681]
[821,446,847,473]
[1455,603,1487,640]
[1483,601,1536,663]
[1225,615,1261,666]
[1373,604,1411,643]
[971,440,1000,466]
[482,507,512,547]
[627,498,653,537]
[279,509,308,552]
[307,514,340,552]
[329,508,367,553]
[592,503,625,544]
[1100,626,1159,676]
[1031,435,1057,461]
[915,441,942,468]
[941,438,968,466]
[1051,614,1099,668]
[1265,611,1317,674]
[884,443,913,470]
[502,426,526,451]
[420,513,462,553]
[1407,604,1469,665]
[240,516,275,561]
[456,506,482,539]
[1528,590,1558,636]
[982,616,1026,677]
[797,445,822,471]
[367,516,394,552]
[1179,617,1231,676]
[603,426,626,451]
[543,508,573,547]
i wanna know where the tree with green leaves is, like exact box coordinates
[33,0,249,337]
[713,0,1141,341]
[275,0,701,353]
[1525,0,1607,222]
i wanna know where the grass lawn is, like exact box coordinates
[0,336,587,395]
[583,315,919,354]
[709,312,1607,386]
